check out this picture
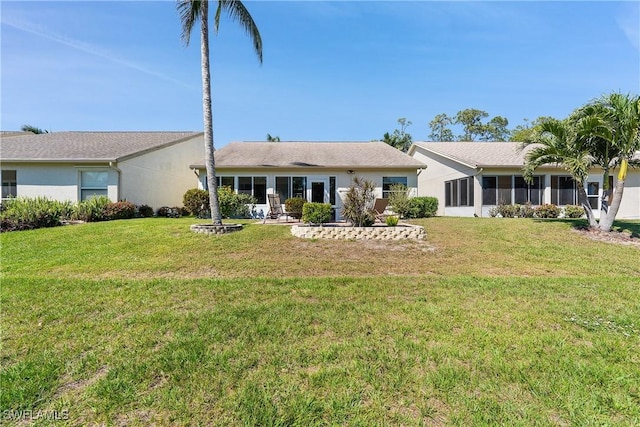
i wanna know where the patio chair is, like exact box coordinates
[372,198,389,223]
[263,193,291,223]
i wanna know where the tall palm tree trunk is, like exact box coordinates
[576,184,597,228]
[599,161,628,232]
[200,0,222,225]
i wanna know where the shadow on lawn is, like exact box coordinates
[540,218,640,238]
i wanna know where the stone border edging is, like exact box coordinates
[190,223,243,235]
[291,224,426,240]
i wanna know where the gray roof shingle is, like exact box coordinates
[412,141,538,167]
[194,141,425,169]
[1,131,202,162]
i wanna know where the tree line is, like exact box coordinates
[380,109,557,151]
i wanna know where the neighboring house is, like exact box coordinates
[1,131,204,209]
[190,141,425,220]
[408,142,640,219]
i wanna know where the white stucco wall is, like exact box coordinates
[1,163,117,202]
[411,145,640,219]
[196,167,419,221]
[118,135,203,208]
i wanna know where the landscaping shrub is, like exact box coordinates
[519,202,536,218]
[285,197,306,220]
[342,177,376,227]
[72,196,111,222]
[535,204,561,219]
[496,203,520,218]
[407,197,438,218]
[302,202,332,225]
[218,186,255,218]
[136,204,154,218]
[157,206,182,218]
[0,197,73,232]
[387,184,411,218]
[385,215,399,226]
[563,205,585,219]
[103,201,136,220]
[183,188,210,217]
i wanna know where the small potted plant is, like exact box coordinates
[285,197,306,219]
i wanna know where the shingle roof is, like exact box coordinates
[1,131,202,162]
[195,141,425,169]
[411,141,538,168]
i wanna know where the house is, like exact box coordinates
[408,141,640,219]
[1,131,204,208]
[190,141,425,220]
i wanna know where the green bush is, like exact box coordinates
[103,201,136,220]
[387,184,411,218]
[285,197,306,220]
[341,177,376,227]
[497,203,520,218]
[407,197,438,218]
[183,188,210,217]
[563,205,585,219]
[136,204,154,218]
[518,203,536,218]
[72,196,111,222]
[218,186,256,218]
[0,197,73,232]
[157,206,182,218]
[535,204,561,219]
[302,202,332,225]
[385,215,399,226]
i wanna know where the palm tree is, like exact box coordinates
[266,133,280,142]
[522,119,598,227]
[590,93,640,231]
[178,0,262,224]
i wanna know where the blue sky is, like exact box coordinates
[1,1,638,146]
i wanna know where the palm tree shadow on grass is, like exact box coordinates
[537,218,640,238]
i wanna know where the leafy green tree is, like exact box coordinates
[266,133,280,142]
[455,108,489,141]
[510,117,555,142]
[178,0,262,225]
[428,114,454,141]
[381,118,413,152]
[21,124,49,134]
[481,116,510,141]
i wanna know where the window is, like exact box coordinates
[382,177,408,198]
[238,176,267,204]
[514,175,543,205]
[2,170,17,198]
[498,176,512,205]
[482,176,497,205]
[80,171,108,200]
[216,176,234,190]
[587,182,599,209]
[275,176,307,201]
[329,176,336,205]
[445,177,474,207]
[551,176,578,205]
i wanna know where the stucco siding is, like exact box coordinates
[1,163,117,202]
[118,135,203,208]
[197,167,419,220]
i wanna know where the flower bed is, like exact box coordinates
[291,223,425,241]
[190,223,243,235]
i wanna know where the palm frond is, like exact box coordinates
[177,0,203,46]
[217,0,263,63]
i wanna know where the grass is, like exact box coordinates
[1,217,639,425]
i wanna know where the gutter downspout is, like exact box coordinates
[109,161,122,201]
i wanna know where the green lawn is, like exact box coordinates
[1,218,639,426]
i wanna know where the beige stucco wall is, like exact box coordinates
[117,135,204,208]
[1,163,117,202]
